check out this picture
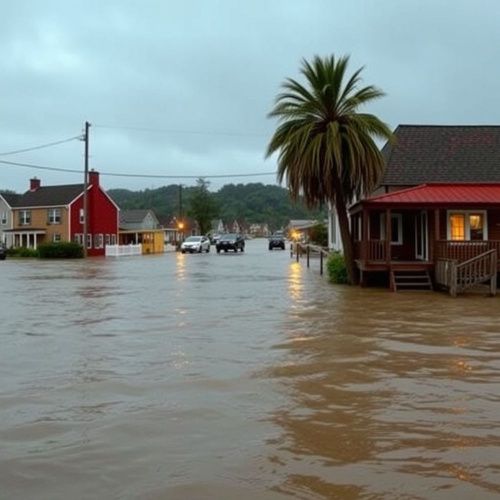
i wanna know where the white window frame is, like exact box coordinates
[19,210,31,226]
[94,234,103,249]
[105,234,110,246]
[86,234,92,249]
[79,208,85,224]
[52,233,61,243]
[446,210,488,241]
[380,213,403,245]
[0,211,7,225]
[111,234,117,245]
[48,208,61,225]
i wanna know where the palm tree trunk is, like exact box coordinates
[331,173,358,285]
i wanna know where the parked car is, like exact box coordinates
[180,236,210,253]
[216,233,245,253]
[268,233,286,250]
[0,243,5,260]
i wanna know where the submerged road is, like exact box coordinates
[2,238,500,499]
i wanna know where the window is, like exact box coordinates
[448,211,487,241]
[48,208,61,224]
[52,233,61,242]
[111,234,117,245]
[79,208,85,224]
[105,234,111,246]
[1,211,7,225]
[380,213,403,244]
[94,234,103,249]
[19,210,31,226]
[86,234,92,249]
[74,233,84,245]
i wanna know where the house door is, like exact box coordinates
[415,211,428,260]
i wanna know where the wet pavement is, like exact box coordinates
[1,238,500,499]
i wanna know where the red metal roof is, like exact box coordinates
[366,183,500,205]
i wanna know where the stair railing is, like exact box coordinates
[440,249,497,297]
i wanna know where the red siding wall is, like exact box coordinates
[70,176,118,256]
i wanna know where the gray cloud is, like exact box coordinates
[1,0,500,192]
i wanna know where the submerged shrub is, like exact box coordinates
[6,247,39,258]
[326,252,348,284]
[38,242,83,259]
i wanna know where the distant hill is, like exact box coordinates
[108,183,325,231]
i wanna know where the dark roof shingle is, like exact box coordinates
[381,125,500,186]
[14,184,84,207]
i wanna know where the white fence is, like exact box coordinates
[105,244,142,257]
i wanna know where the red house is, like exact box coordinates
[350,126,500,295]
[6,169,119,257]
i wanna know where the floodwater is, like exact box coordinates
[1,239,500,499]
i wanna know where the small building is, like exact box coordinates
[119,209,165,254]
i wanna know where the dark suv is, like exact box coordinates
[268,233,286,250]
[216,233,245,253]
[0,243,6,260]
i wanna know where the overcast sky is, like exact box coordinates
[1,0,499,193]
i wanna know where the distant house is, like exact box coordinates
[211,219,226,234]
[4,170,119,256]
[287,219,318,241]
[248,223,270,237]
[0,192,20,245]
[339,125,500,292]
[119,209,165,254]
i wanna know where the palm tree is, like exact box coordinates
[267,55,393,284]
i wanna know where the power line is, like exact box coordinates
[0,135,82,157]
[94,123,268,138]
[0,158,277,179]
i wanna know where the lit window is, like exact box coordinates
[448,211,486,241]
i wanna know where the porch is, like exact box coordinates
[349,183,500,294]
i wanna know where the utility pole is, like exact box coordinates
[83,121,91,258]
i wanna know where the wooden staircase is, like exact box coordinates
[435,249,497,297]
[391,269,433,292]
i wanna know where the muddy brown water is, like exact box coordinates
[1,239,500,499]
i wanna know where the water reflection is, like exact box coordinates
[267,287,500,498]
[287,262,303,302]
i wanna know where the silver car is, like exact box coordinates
[180,236,211,253]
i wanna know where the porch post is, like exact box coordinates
[434,209,440,260]
[385,208,391,264]
[362,209,368,261]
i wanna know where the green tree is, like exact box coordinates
[267,55,393,284]
[188,178,219,235]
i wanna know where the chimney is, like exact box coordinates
[88,169,99,187]
[30,177,41,191]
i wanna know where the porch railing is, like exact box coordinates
[435,240,500,262]
[356,239,500,266]
[436,249,497,296]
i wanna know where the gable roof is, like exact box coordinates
[361,183,500,207]
[14,184,84,207]
[120,209,157,225]
[381,125,500,186]
[0,192,21,207]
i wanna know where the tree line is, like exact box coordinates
[108,181,325,232]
